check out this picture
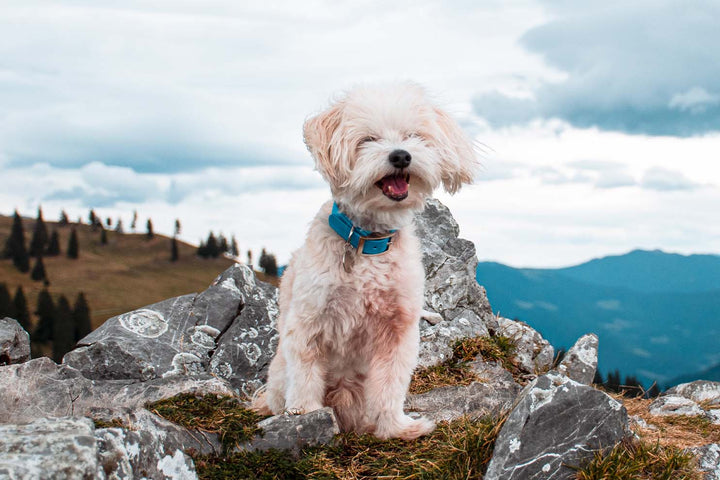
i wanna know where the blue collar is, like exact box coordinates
[328,203,397,255]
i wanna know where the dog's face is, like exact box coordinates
[304,84,477,216]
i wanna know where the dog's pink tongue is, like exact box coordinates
[382,175,408,196]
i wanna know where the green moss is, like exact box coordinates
[573,438,700,480]
[410,335,520,394]
[147,393,265,452]
[194,414,507,480]
[92,418,127,429]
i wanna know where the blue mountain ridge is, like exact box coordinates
[475,249,720,388]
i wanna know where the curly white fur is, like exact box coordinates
[252,83,477,440]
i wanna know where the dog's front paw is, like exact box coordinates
[376,415,436,440]
[283,408,305,416]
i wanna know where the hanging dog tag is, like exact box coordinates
[342,242,355,273]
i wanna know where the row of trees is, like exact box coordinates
[195,231,279,276]
[0,283,91,362]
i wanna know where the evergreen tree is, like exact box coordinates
[247,249,253,267]
[67,228,79,259]
[59,210,69,226]
[46,230,61,256]
[197,240,207,258]
[52,295,74,362]
[218,234,228,254]
[30,254,47,282]
[115,219,124,234]
[131,210,138,232]
[259,248,278,276]
[592,369,604,386]
[106,217,112,228]
[205,232,219,258]
[4,211,30,272]
[230,236,239,257]
[33,289,55,342]
[174,219,181,236]
[29,207,48,256]
[606,369,621,393]
[100,228,108,245]
[171,236,179,262]
[73,292,91,342]
[13,287,31,333]
[0,283,14,318]
[146,219,154,240]
[89,209,98,231]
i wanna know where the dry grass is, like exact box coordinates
[1,214,235,331]
[409,335,518,394]
[574,437,700,480]
[147,393,266,452]
[194,414,508,480]
[622,395,720,449]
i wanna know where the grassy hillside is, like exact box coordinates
[0,214,237,332]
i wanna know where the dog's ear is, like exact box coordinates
[303,102,349,189]
[432,107,478,194]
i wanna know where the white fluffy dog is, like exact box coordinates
[252,83,477,440]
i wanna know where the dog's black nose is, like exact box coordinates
[389,149,411,168]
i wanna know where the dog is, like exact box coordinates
[252,83,477,440]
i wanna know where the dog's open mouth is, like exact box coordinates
[376,173,410,201]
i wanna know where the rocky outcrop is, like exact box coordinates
[485,371,630,480]
[415,199,498,367]
[0,357,235,424]
[667,381,720,406]
[691,444,720,480]
[558,333,599,385]
[0,317,30,365]
[495,316,554,376]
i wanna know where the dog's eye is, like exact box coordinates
[405,132,422,140]
[359,136,378,145]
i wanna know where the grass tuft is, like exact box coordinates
[147,393,265,452]
[410,335,518,394]
[92,418,128,429]
[194,414,507,480]
[573,438,700,480]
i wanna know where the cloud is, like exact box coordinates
[640,167,701,191]
[473,0,720,136]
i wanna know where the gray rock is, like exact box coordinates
[485,371,629,480]
[0,357,235,424]
[414,199,498,367]
[496,316,554,375]
[648,395,706,417]
[95,410,201,480]
[241,407,339,452]
[0,417,100,479]
[210,276,279,398]
[667,381,720,407]
[0,317,30,365]
[557,333,598,385]
[690,444,720,480]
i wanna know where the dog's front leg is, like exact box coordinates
[364,320,435,440]
[282,329,326,415]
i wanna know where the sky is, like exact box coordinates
[1,0,719,268]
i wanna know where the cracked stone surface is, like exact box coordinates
[240,407,339,452]
[496,316,554,375]
[648,395,706,417]
[210,273,279,397]
[0,417,100,479]
[690,444,720,480]
[415,199,498,367]
[485,371,629,480]
[0,357,234,424]
[557,333,598,385]
[667,381,720,407]
[0,317,30,365]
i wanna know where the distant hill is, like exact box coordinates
[556,249,720,293]
[476,250,720,388]
[0,214,236,332]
